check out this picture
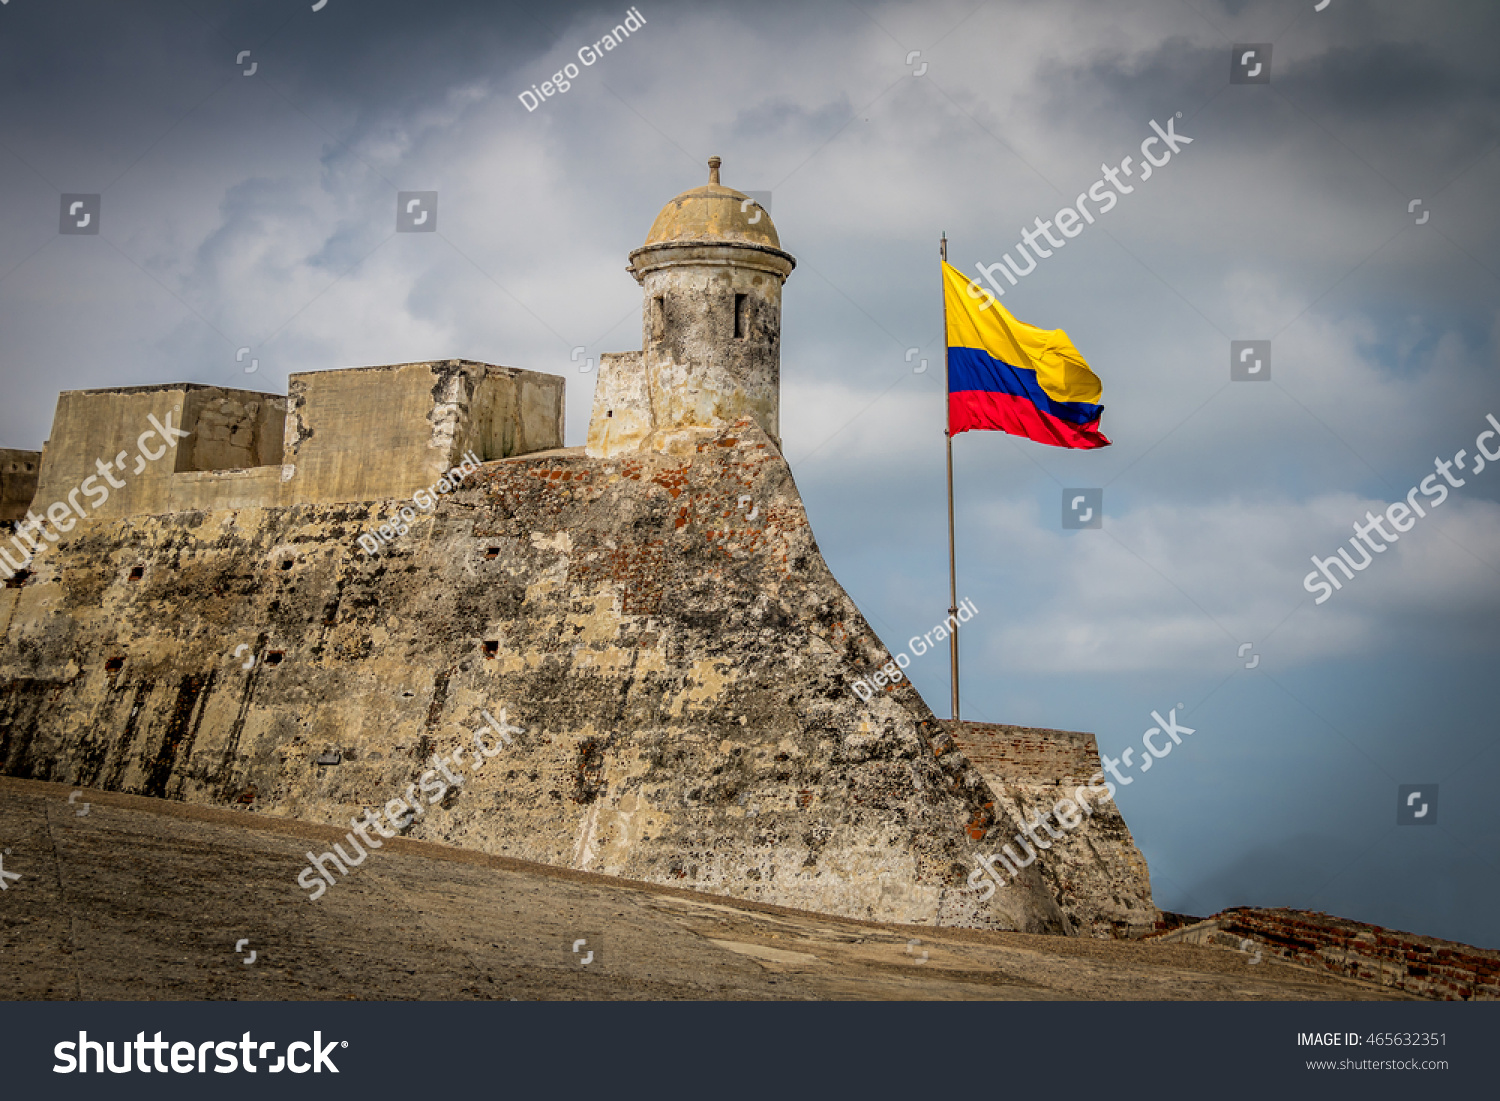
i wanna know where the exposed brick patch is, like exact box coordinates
[567,541,667,616]
[942,720,1101,783]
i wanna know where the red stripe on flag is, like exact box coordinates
[950,389,1111,450]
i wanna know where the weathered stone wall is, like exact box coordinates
[283,360,563,506]
[33,385,279,522]
[168,467,289,514]
[586,352,651,457]
[635,248,788,451]
[179,389,284,474]
[1153,908,1500,1001]
[0,449,40,523]
[0,416,1150,935]
[465,365,563,464]
[21,363,563,527]
[945,721,1157,938]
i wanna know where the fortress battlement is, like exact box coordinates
[5,361,563,526]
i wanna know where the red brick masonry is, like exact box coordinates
[941,720,1102,783]
[1152,907,1500,1001]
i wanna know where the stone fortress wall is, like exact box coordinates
[0,161,1158,938]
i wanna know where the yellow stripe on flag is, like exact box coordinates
[941,261,1104,406]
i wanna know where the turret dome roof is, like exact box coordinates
[641,157,781,250]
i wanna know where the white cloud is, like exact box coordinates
[966,489,1500,674]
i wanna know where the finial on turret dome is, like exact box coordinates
[708,156,721,185]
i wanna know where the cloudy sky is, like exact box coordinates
[2,0,1496,948]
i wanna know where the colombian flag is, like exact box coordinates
[942,261,1110,449]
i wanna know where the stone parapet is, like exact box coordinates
[17,362,562,522]
[942,720,1103,783]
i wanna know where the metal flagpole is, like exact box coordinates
[940,233,960,721]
